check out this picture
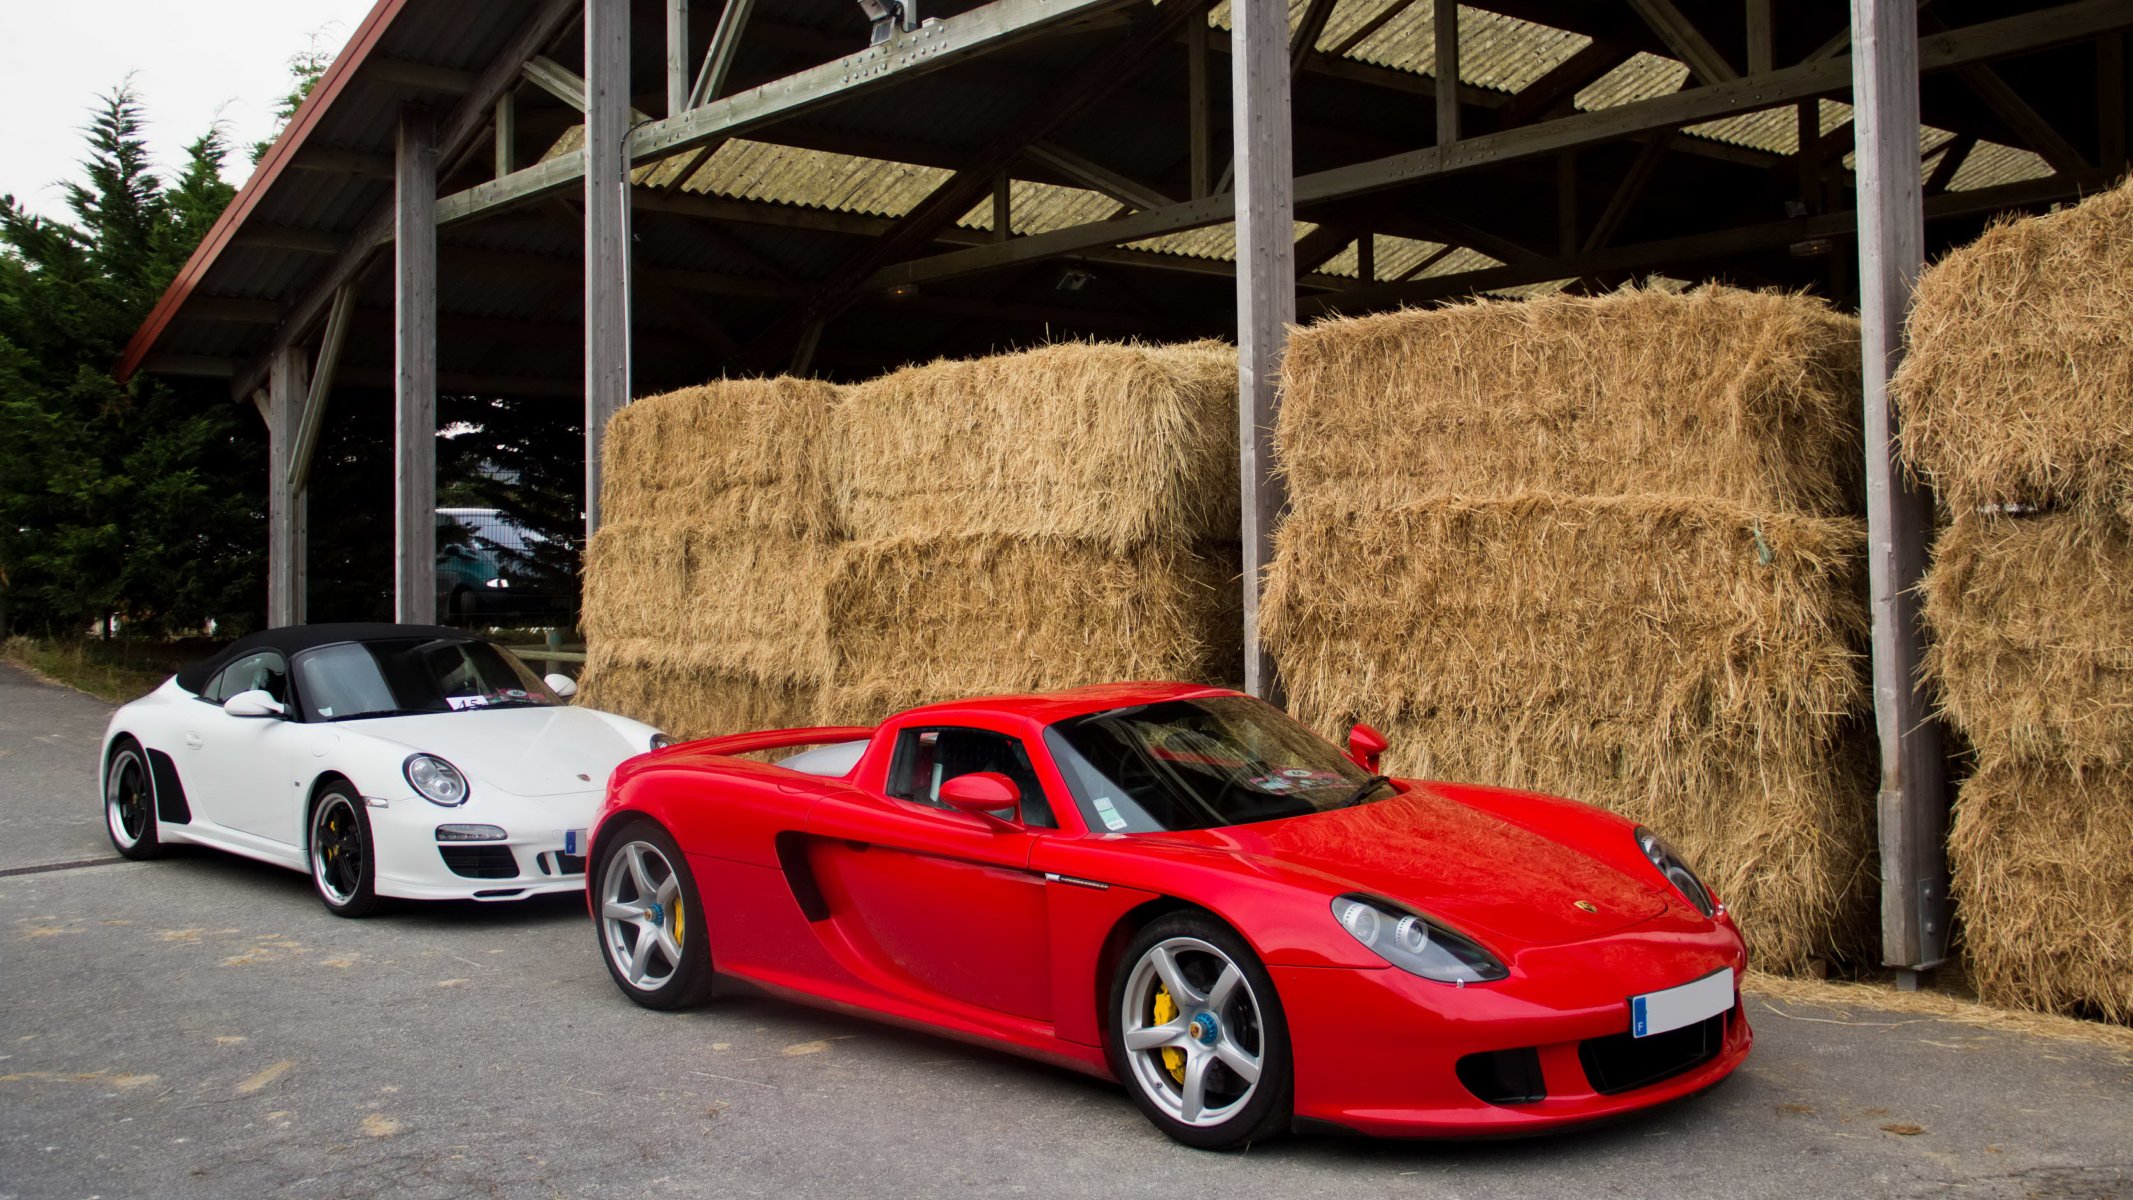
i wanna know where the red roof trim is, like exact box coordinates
[115,0,411,385]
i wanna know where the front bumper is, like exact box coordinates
[366,792,598,902]
[1278,921,1751,1136]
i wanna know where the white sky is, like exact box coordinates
[1,0,377,221]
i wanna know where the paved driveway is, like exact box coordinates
[2,661,2127,1199]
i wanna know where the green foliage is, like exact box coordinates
[252,41,333,164]
[0,84,262,638]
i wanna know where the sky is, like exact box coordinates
[1,0,376,221]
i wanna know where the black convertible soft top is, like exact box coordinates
[172,623,473,695]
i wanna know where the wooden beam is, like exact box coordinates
[1924,131,1976,193]
[1853,0,1949,978]
[1291,0,1340,78]
[264,346,309,627]
[992,171,1013,241]
[1951,59,2091,174]
[522,54,654,122]
[494,91,517,177]
[1497,36,1636,127]
[1627,0,1740,84]
[1188,14,1212,198]
[861,0,2133,291]
[1435,0,1461,145]
[290,147,394,178]
[1746,0,1774,75]
[585,0,632,537]
[234,0,583,401]
[1024,141,1176,210]
[1583,132,1671,252]
[231,225,343,255]
[186,295,281,324]
[288,284,355,494]
[668,0,691,116]
[1235,0,1293,700]
[441,0,1139,227]
[394,107,439,626]
[690,0,756,108]
[1356,232,1375,282]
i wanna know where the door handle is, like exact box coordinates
[184,732,203,749]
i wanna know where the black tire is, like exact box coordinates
[309,784,385,918]
[1106,912,1293,1150]
[103,738,164,861]
[592,820,714,1010]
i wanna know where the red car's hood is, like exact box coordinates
[1149,785,1671,949]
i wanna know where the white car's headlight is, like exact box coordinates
[404,754,471,806]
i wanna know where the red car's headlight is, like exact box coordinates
[1331,895,1508,985]
[1636,826,1718,917]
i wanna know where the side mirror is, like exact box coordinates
[224,690,286,719]
[1348,722,1388,773]
[938,771,1020,820]
[544,672,578,698]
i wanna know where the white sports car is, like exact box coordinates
[98,623,667,916]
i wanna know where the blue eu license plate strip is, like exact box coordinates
[564,829,585,855]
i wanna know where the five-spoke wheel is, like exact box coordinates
[104,739,163,860]
[593,822,713,1009]
[310,786,383,917]
[1110,914,1291,1149]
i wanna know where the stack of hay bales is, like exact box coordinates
[1897,177,2133,1021]
[576,377,839,738]
[822,342,1242,720]
[1265,286,1875,972]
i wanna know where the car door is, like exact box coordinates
[803,725,1060,1023]
[184,650,304,846]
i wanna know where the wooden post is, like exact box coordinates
[494,91,517,178]
[585,0,633,538]
[1435,0,1460,146]
[1357,232,1375,283]
[667,0,690,116]
[1234,0,1294,701]
[264,347,309,627]
[1188,13,1212,199]
[993,171,1012,242]
[394,107,438,626]
[1747,0,1774,74]
[1852,0,1950,980]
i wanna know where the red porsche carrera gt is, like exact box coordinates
[586,683,1750,1148]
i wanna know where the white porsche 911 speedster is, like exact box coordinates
[98,623,668,916]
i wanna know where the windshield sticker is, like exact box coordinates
[1247,775,1293,792]
[501,688,528,700]
[1091,796,1131,830]
[446,695,491,711]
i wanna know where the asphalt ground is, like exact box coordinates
[2,660,2128,1200]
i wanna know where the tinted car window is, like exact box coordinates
[204,651,289,706]
[293,637,557,722]
[1044,696,1392,833]
[886,726,1055,829]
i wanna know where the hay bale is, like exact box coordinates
[831,341,1239,547]
[1263,494,1876,971]
[1950,757,2133,1022]
[579,521,830,686]
[576,639,820,741]
[1278,285,1863,516]
[1923,511,2133,770]
[819,536,1242,723]
[1895,177,2133,517]
[598,377,839,533]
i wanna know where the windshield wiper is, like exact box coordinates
[1332,774,1392,809]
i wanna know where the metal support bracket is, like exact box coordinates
[860,0,922,46]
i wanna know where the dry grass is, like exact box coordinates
[1947,757,2133,1023]
[1894,176,2133,518]
[1744,970,2133,1057]
[818,536,1243,725]
[1922,511,2133,770]
[598,376,839,534]
[1278,285,1863,516]
[575,639,821,741]
[1263,494,1876,971]
[831,340,1239,548]
[579,521,831,686]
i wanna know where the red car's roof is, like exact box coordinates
[895,681,1240,726]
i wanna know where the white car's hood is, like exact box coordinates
[349,706,645,797]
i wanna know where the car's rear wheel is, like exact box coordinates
[1108,913,1292,1150]
[593,822,713,1009]
[104,739,164,860]
[310,786,384,918]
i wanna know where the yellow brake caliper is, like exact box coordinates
[671,893,684,946]
[1152,985,1186,1084]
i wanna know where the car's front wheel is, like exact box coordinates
[104,739,164,860]
[309,786,384,918]
[1108,913,1293,1150]
[593,821,714,1009]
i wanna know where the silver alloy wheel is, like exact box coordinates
[310,794,364,906]
[599,840,686,992]
[105,748,151,849]
[1119,935,1267,1128]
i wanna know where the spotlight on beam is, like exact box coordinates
[857,0,920,45]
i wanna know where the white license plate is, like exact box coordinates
[563,829,588,856]
[1630,968,1734,1038]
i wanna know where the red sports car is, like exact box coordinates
[586,683,1750,1148]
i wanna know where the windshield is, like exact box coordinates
[1043,696,1395,833]
[292,638,560,722]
